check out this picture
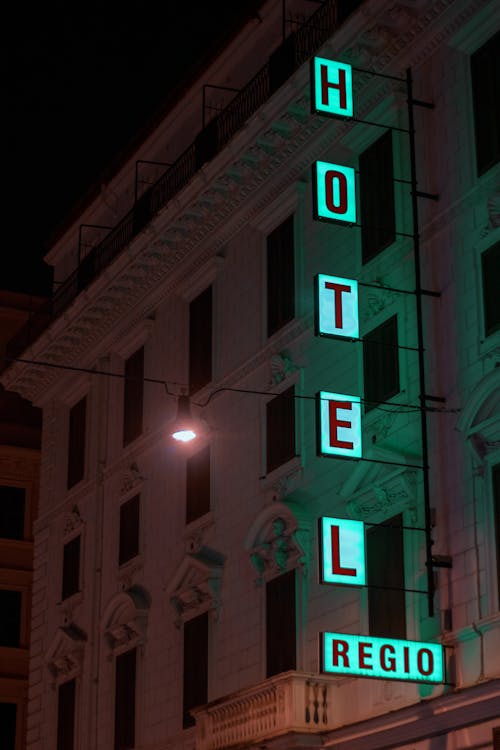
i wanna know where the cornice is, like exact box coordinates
[2,0,492,403]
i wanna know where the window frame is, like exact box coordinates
[265,385,297,475]
[186,445,211,526]
[182,611,209,729]
[189,286,213,395]
[470,31,500,177]
[359,129,396,264]
[123,346,145,447]
[362,314,400,414]
[266,214,296,338]
[67,395,87,490]
[61,534,81,602]
[265,569,297,677]
[118,494,140,567]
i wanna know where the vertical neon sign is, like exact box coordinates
[313,161,356,224]
[311,57,353,119]
[317,391,362,459]
[319,517,366,586]
[315,273,359,339]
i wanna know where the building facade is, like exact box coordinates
[0,291,43,750]
[1,1,499,749]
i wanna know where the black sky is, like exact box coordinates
[6,2,262,297]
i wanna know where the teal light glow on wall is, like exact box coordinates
[321,632,444,684]
[317,391,362,459]
[316,274,359,339]
[319,517,366,586]
[313,161,356,224]
[311,57,353,118]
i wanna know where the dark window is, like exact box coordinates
[367,515,406,638]
[360,131,395,263]
[183,612,208,729]
[471,32,500,176]
[119,495,140,566]
[482,242,500,337]
[363,316,400,412]
[57,679,76,750]
[267,215,295,337]
[266,386,296,473]
[0,589,22,647]
[186,446,210,525]
[493,463,500,609]
[0,485,26,540]
[67,397,86,489]
[493,726,500,750]
[123,347,144,446]
[189,287,212,394]
[266,570,296,677]
[62,536,80,600]
[0,702,17,750]
[114,648,136,750]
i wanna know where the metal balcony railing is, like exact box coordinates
[5,0,362,364]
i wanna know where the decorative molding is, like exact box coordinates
[46,624,87,683]
[167,547,225,626]
[458,369,500,462]
[340,447,419,523]
[102,586,150,655]
[120,462,146,496]
[63,505,83,538]
[245,500,310,584]
[270,350,299,386]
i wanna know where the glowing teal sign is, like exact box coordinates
[319,517,365,586]
[311,57,353,118]
[313,161,356,224]
[321,632,444,684]
[316,274,359,339]
[317,391,362,459]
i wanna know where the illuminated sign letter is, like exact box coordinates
[315,274,359,339]
[317,391,362,459]
[311,57,353,118]
[320,633,444,684]
[319,517,366,586]
[313,162,356,225]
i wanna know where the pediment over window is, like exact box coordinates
[458,370,500,461]
[167,547,225,626]
[63,506,83,538]
[102,586,150,653]
[46,623,87,682]
[339,446,418,523]
[245,500,311,583]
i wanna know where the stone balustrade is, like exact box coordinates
[193,671,339,750]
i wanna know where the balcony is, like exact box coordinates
[193,671,339,750]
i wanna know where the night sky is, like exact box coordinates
[6,2,262,297]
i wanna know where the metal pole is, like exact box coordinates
[406,67,435,618]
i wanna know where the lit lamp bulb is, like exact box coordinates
[171,394,197,442]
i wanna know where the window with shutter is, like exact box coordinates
[62,536,80,600]
[0,589,22,647]
[186,446,210,525]
[67,396,86,489]
[0,485,26,540]
[114,648,136,750]
[189,287,212,394]
[363,316,400,412]
[119,495,140,566]
[482,242,500,337]
[57,679,76,750]
[183,612,208,729]
[0,702,17,750]
[266,570,296,677]
[267,215,295,337]
[367,515,406,639]
[471,32,500,176]
[266,386,296,473]
[360,131,395,263]
[123,347,144,446]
